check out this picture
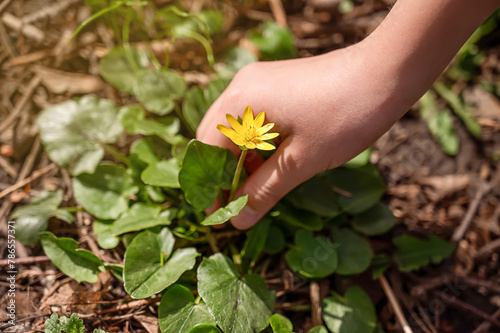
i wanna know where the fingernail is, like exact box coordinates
[231,205,259,230]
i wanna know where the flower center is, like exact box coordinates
[245,127,258,142]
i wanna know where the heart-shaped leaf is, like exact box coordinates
[264,225,285,255]
[322,286,377,333]
[141,159,180,188]
[351,203,396,236]
[308,326,328,333]
[276,203,323,231]
[393,234,454,272]
[285,172,341,217]
[37,95,123,175]
[248,21,297,60]
[11,190,73,245]
[159,284,216,333]
[119,105,180,144]
[201,195,248,226]
[241,218,270,261]
[189,325,222,333]
[327,165,385,215]
[179,140,238,211]
[100,46,150,94]
[182,78,229,132]
[40,232,105,283]
[93,220,120,249]
[73,163,139,220]
[112,203,176,235]
[270,313,293,333]
[332,228,372,275]
[133,69,187,116]
[197,253,275,333]
[124,228,199,299]
[285,230,338,278]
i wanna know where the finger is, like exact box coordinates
[231,140,312,230]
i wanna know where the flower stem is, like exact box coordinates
[101,143,129,166]
[228,150,247,203]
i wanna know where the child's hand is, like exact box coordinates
[197,43,403,229]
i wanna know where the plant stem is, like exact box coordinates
[228,150,247,203]
[101,143,130,166]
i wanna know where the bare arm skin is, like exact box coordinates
[197,0,500,229]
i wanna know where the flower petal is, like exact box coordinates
[253,112,266,128]
[245,141,257,149]
[217,125,239,142]
[255,141,276,150]
[226,114,244,133]
[243,106,254,129]
[259,132,279,140]
[256,123,275,135]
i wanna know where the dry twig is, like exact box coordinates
[0,163,56,200]
[379,274,414,333]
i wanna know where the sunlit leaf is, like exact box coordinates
[37,95,123,175]
[201,195,248,226]
[40,231,105,283]
[197,253,275,333]
[393,234,454,272]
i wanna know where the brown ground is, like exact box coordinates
[0,0,500,332]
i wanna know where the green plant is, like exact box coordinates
[14,2,457,332]
[44,313,108,333]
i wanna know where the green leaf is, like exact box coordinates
[159,284,216,333]
[196,10,224,34]
[201,195,248,226]
[241,218,270,261]
[248,21,298,60]
[285,172,341,217]
[112,203,176,235]
[217,47,258,77]
[308,326,328,333]
[133,69,187,116]
[328,165,385,215]
[197,253,275,333]
[393,234,455,272]
[270,313,293,333]
[39,232,105,283]
[93,329,109,333]
[433,81,481,137]
[343,148,372,168]
[119,105,180,143]
[351,203,396,236]
[374,323,386,333]
[264,225,285,255]
[66,313,85,333]
[100,46,150,94]
[73,163,138,220]
[286,230,338,278]
[44,313,65,333]
[332,228,372,275]
[419,91,459,156]
[370,254,391,279]
[93,220,120,249]
[11,190,72,245]
[104,263,124,281]
[276,203,323,231]
[322,286,377,333]
[179,140,238,211]
[141,159,180,188]
[130,137,159,166]
[124,228,199,299]
[182,78,229,132]
[37,95,123,175]
[189,325,222,333]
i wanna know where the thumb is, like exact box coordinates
[231,141,311,230]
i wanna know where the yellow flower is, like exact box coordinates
[217,106,279,151]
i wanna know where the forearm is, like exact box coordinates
[362,0,500,115]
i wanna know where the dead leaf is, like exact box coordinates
[32,65,104,94]
[134,314,159,333]
[419,174,470,201]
